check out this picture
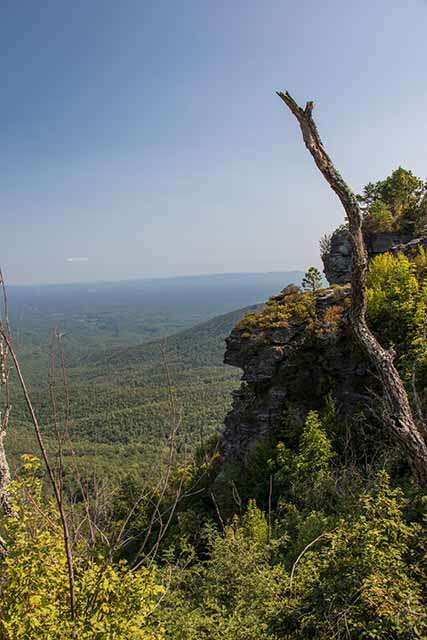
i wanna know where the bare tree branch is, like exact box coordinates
[0,269,13,517]
[277,91,427,485]
[289,532,326,591]
[0,325,77,618]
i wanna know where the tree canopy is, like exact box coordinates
[358,167,427,235]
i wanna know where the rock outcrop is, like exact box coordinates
[322,226,415,284]
[221,227,427,466]
[221,285,371,464]
[390,236,427,258]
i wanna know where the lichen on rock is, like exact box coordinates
[221,283,368,465]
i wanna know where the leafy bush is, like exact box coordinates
[0,457,165,640]
[281,473,427,639]
[363,200,394,234]
[159,502,288,640]
[237,287,316,331]
[273,411,334,505]
[159,469,427,640]
[358,167,426,234]
[367,252,427,383]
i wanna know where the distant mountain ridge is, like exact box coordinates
[7,273,301,474]
[9,270,303,361]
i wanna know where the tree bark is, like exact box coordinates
[0,419,12,516]
[0,271,13,517]
[0,339,12,516]
[277,91,427,485]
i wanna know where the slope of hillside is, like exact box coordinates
[7,304,262,478]
[80,303,262,377]
[8,271,303,364]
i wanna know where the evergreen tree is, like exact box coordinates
[302,267,323,292]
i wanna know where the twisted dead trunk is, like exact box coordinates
[0,422,12,516]
[277,91,427,485]
[0,337,12,516]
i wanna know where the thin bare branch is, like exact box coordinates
[289,533,326,590]
[0,271,13,516]
[0,326,77,618]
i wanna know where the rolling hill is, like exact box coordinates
[5,270,304,481]
[6,303,264,480]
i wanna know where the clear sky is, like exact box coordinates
[2,0,427,284]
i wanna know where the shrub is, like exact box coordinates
[363,200,394,234]
[273,410,334,507]
[366,252,427,383]
[282,473,427,639]
[358,167,426,233]
[159,502,288,640]
[316,304,344,335]
[237,287,316,331]
[0,458,165,640]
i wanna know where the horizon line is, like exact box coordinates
[5,268,308,289]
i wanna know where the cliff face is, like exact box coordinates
[221,285,371,464]
[323,226,414,284]
[221,229,427,466]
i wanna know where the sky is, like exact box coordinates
[2,0,427,285]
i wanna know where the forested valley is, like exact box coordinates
[2,159,427,638]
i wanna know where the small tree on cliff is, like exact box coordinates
[277,91,427,486]
[358,167,427,234]
[302,267,323,293]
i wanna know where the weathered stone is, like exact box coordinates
[221,288,373,465]
[220,228,427,469]
[323,227,415,284]
[390,236,427,257]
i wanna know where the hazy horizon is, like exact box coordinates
[5,268,304,289]
[3,1,427,284]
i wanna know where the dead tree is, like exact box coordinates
[0,269,13,517]
[0,406,12,517]
[277,91,427,485]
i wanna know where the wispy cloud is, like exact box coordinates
[66,257,89,263]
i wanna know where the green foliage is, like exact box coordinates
[237,287,316,331]
[272,410,334,511]
[367,252,427,383]
[159,502,288,640]
[282,473,427,639]
[293,411,334,487]
[0,458,165,640]
[413,245,427,281]
[158,471,427,640]
[363,200,394,234]
[358,167,427,234]
[301,267,323,293]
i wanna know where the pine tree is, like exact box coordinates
[302,267,323,292]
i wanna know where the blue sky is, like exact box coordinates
[2,0,427,284]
